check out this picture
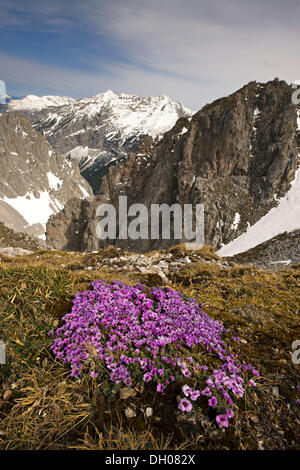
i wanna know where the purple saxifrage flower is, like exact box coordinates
[143,373,152,382]
[182,384,191,397]
[216,414,229,428]
[189,389,201,401]
[157,383,165,393]
[226,408,234,418]
[208,396,218,407]
[178,398,193,412]
[50,279,258,428]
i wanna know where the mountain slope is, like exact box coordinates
[0,112,93,238]
[218,163,300,257]
[6,91,193,193]
[227,228,300,270]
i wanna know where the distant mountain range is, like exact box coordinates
[1,81,300,264]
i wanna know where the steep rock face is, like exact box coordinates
[46,197,93,251]
[176,79,299,246]
[46,79,300,252]
[0,112,93,237]
[6,91,192,193]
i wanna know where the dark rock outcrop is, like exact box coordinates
[0,222,45,251]
[230,229,300,270]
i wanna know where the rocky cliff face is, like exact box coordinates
[6,91,192,194]
[46,79,300,252]
[0,112,93,237]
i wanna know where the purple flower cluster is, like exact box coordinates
[50,280,259,427]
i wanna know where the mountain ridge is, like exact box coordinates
[46,79,300,256]
[6,90,193,193]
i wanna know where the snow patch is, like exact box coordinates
[47,172,62,190]
[2,191,62,228]
[179,127,188,136]
[79,184,90,198]
[218,163,300,257]
[231,212,240,231]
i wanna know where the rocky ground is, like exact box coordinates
[0,245,299,450]
[80,245,226,283]
[0,222,45,256]
[231,229,300,271]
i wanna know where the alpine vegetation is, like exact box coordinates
[50,280,259,427]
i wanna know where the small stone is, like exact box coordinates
[251,415,259,424]
[124,407,136,419]
[3,390,12,401]
[272,386,279,398]
[145,407,153,418]
[120,387,136,399]
[137,266,147,273]
[150,265,160,272]
[158,260,169,269]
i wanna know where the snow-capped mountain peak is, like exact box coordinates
[8,94,76,112]
[91,89,116,102]
[7,91,193,193]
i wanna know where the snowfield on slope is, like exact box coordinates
[218,164,300,257]
[2,192,63,228]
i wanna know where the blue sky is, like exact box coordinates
[0,0,299,109]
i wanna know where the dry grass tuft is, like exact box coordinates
[0,249,299,449]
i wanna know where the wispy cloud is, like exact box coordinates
[1,0,299,108]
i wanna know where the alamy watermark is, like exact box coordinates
[292,340,300,365]
[291,81,300,105]
[0,339,6,365]
[0,80,6,104]
[289,340,300,379]
[96,196,204,249]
